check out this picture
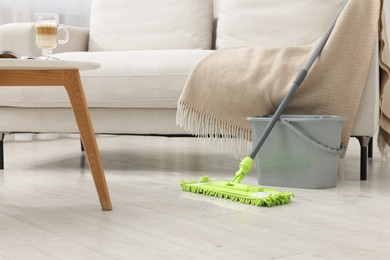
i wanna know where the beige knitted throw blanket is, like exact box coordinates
[177,0,390,159]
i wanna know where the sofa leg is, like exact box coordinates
[368,137,373,158]
[80,138,85,152]
[356,136,371,181]
[0,133,4,170]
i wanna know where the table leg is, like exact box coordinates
[63,70,112,211]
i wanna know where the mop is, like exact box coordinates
[180,0,349,206]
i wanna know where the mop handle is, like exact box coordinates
[249,0,349,159]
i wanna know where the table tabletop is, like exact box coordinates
[0,58,100,71]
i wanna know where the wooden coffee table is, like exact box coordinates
[0,59,112,211]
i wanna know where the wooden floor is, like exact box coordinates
[0,133,389,260]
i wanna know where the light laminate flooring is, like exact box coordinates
[0,134,389,260]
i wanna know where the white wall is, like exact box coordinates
[0,0,92,27]
[1,0,390,29]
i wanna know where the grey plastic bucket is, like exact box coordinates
[248,115,346,189]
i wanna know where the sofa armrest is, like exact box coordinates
[0,23,37,57]
[0,22,89,57]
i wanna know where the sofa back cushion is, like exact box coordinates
[216,0,345,49]
[89,0,214,51]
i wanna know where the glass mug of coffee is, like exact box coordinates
[34,13,69,57]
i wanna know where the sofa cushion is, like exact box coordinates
[89,0,214,51]
[216,0,345,49]
[0,50,213,109]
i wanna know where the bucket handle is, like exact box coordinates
[280,119,346,154]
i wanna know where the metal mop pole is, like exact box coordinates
[231,0,349,184]
[249,0,349,159]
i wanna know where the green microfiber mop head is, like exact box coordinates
[180,157,295,207]
[180,157,294,207]
[180,175,294,207]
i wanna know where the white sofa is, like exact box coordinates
[0,0,379,180]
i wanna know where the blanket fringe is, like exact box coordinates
[177,102,252,159]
